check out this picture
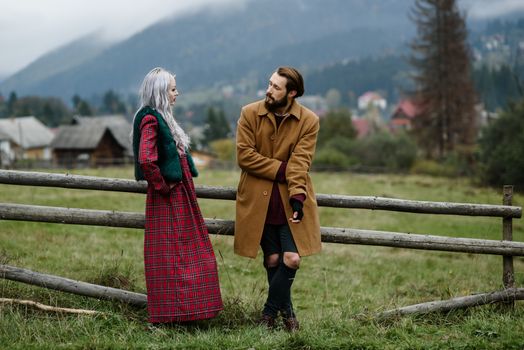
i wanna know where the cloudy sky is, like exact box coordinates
[0,0,241,78]
[0,0,523,79]
[463,0,524,19]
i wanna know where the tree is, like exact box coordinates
[72,95,82,108]
[77,101,94,116]
[473,64,523,111]
[72,94,94,116]
[317,108,356,147]
[325,88,342,110]
[352,132,417,171]
[101,90,127,114]
[0,93,6,118]
[7,91,17,117]
[202,107,231,146]
[42,103,54,123]
[8,96,72,126]
[409,0,477,159]
[210,138,236,161]
[478,98,524,188]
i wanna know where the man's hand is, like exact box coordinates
[289,198,304,223]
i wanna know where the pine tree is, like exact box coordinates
[479,97,524,187]
[7,91,17,117]
[101,90,127,114]
[72,94,94,116]
[203,107,231,146]
[317,108,356,147]
[409,0,477,159]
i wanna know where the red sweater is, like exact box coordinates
[265,114,305,225]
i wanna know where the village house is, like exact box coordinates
[389,99,421,133]
[0,116,55,166]
[72,115,133,157]
[0,129,12,167]
[358,91,387,111]
[51,115,132,168]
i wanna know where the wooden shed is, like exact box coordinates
[51,124,127,168]
[71,115,132,158]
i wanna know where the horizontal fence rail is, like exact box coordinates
[0,170,521,218]
[377,288,524,318]
[2,203,524,256]
[0,169,522,314]
[0,264,146,307]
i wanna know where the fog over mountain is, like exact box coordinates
[0,0,414,99]
[1,0,523,100]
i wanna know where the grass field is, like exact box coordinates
[1,167,523,349]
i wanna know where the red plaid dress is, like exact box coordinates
[138,115,223,323]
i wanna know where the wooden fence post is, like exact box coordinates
[503,185,515,308]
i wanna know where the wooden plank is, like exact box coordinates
[316,193,522,218]
[3,263,523,315]
[1,203,524,256]
[378,288,524,318]
[0,264,146,307]
[502,185,515,309]
[0,203,145,228]
[0,169,147,193]
[503,185,515,289]
[321,227,524,256]
[0,170,520,217]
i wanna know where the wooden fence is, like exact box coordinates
[0,169,523,315]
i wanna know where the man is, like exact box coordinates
[235,66,321,332]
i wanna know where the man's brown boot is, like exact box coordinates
[258,314,276,329]
[283,316,299,332]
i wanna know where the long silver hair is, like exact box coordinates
[132,67,190,151]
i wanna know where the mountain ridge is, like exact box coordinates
[2,0,523,100]
[0,0,414,99]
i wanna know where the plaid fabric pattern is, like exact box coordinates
[139,116,223,323]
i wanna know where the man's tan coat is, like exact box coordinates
[234,99,321,258]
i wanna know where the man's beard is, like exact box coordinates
[265,94,287,113]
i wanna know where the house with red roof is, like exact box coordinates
[358,91,387,111]
[389,99,421,133]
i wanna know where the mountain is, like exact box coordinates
[3,0,523,103]
[0,0,414,100]
[0,32,112,98]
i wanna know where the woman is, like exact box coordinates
[132,67,223,324]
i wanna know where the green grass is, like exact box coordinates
[1,167,524,349]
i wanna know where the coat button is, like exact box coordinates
[263,190,268,196]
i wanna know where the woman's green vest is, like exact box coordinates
[132,106,198,181]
